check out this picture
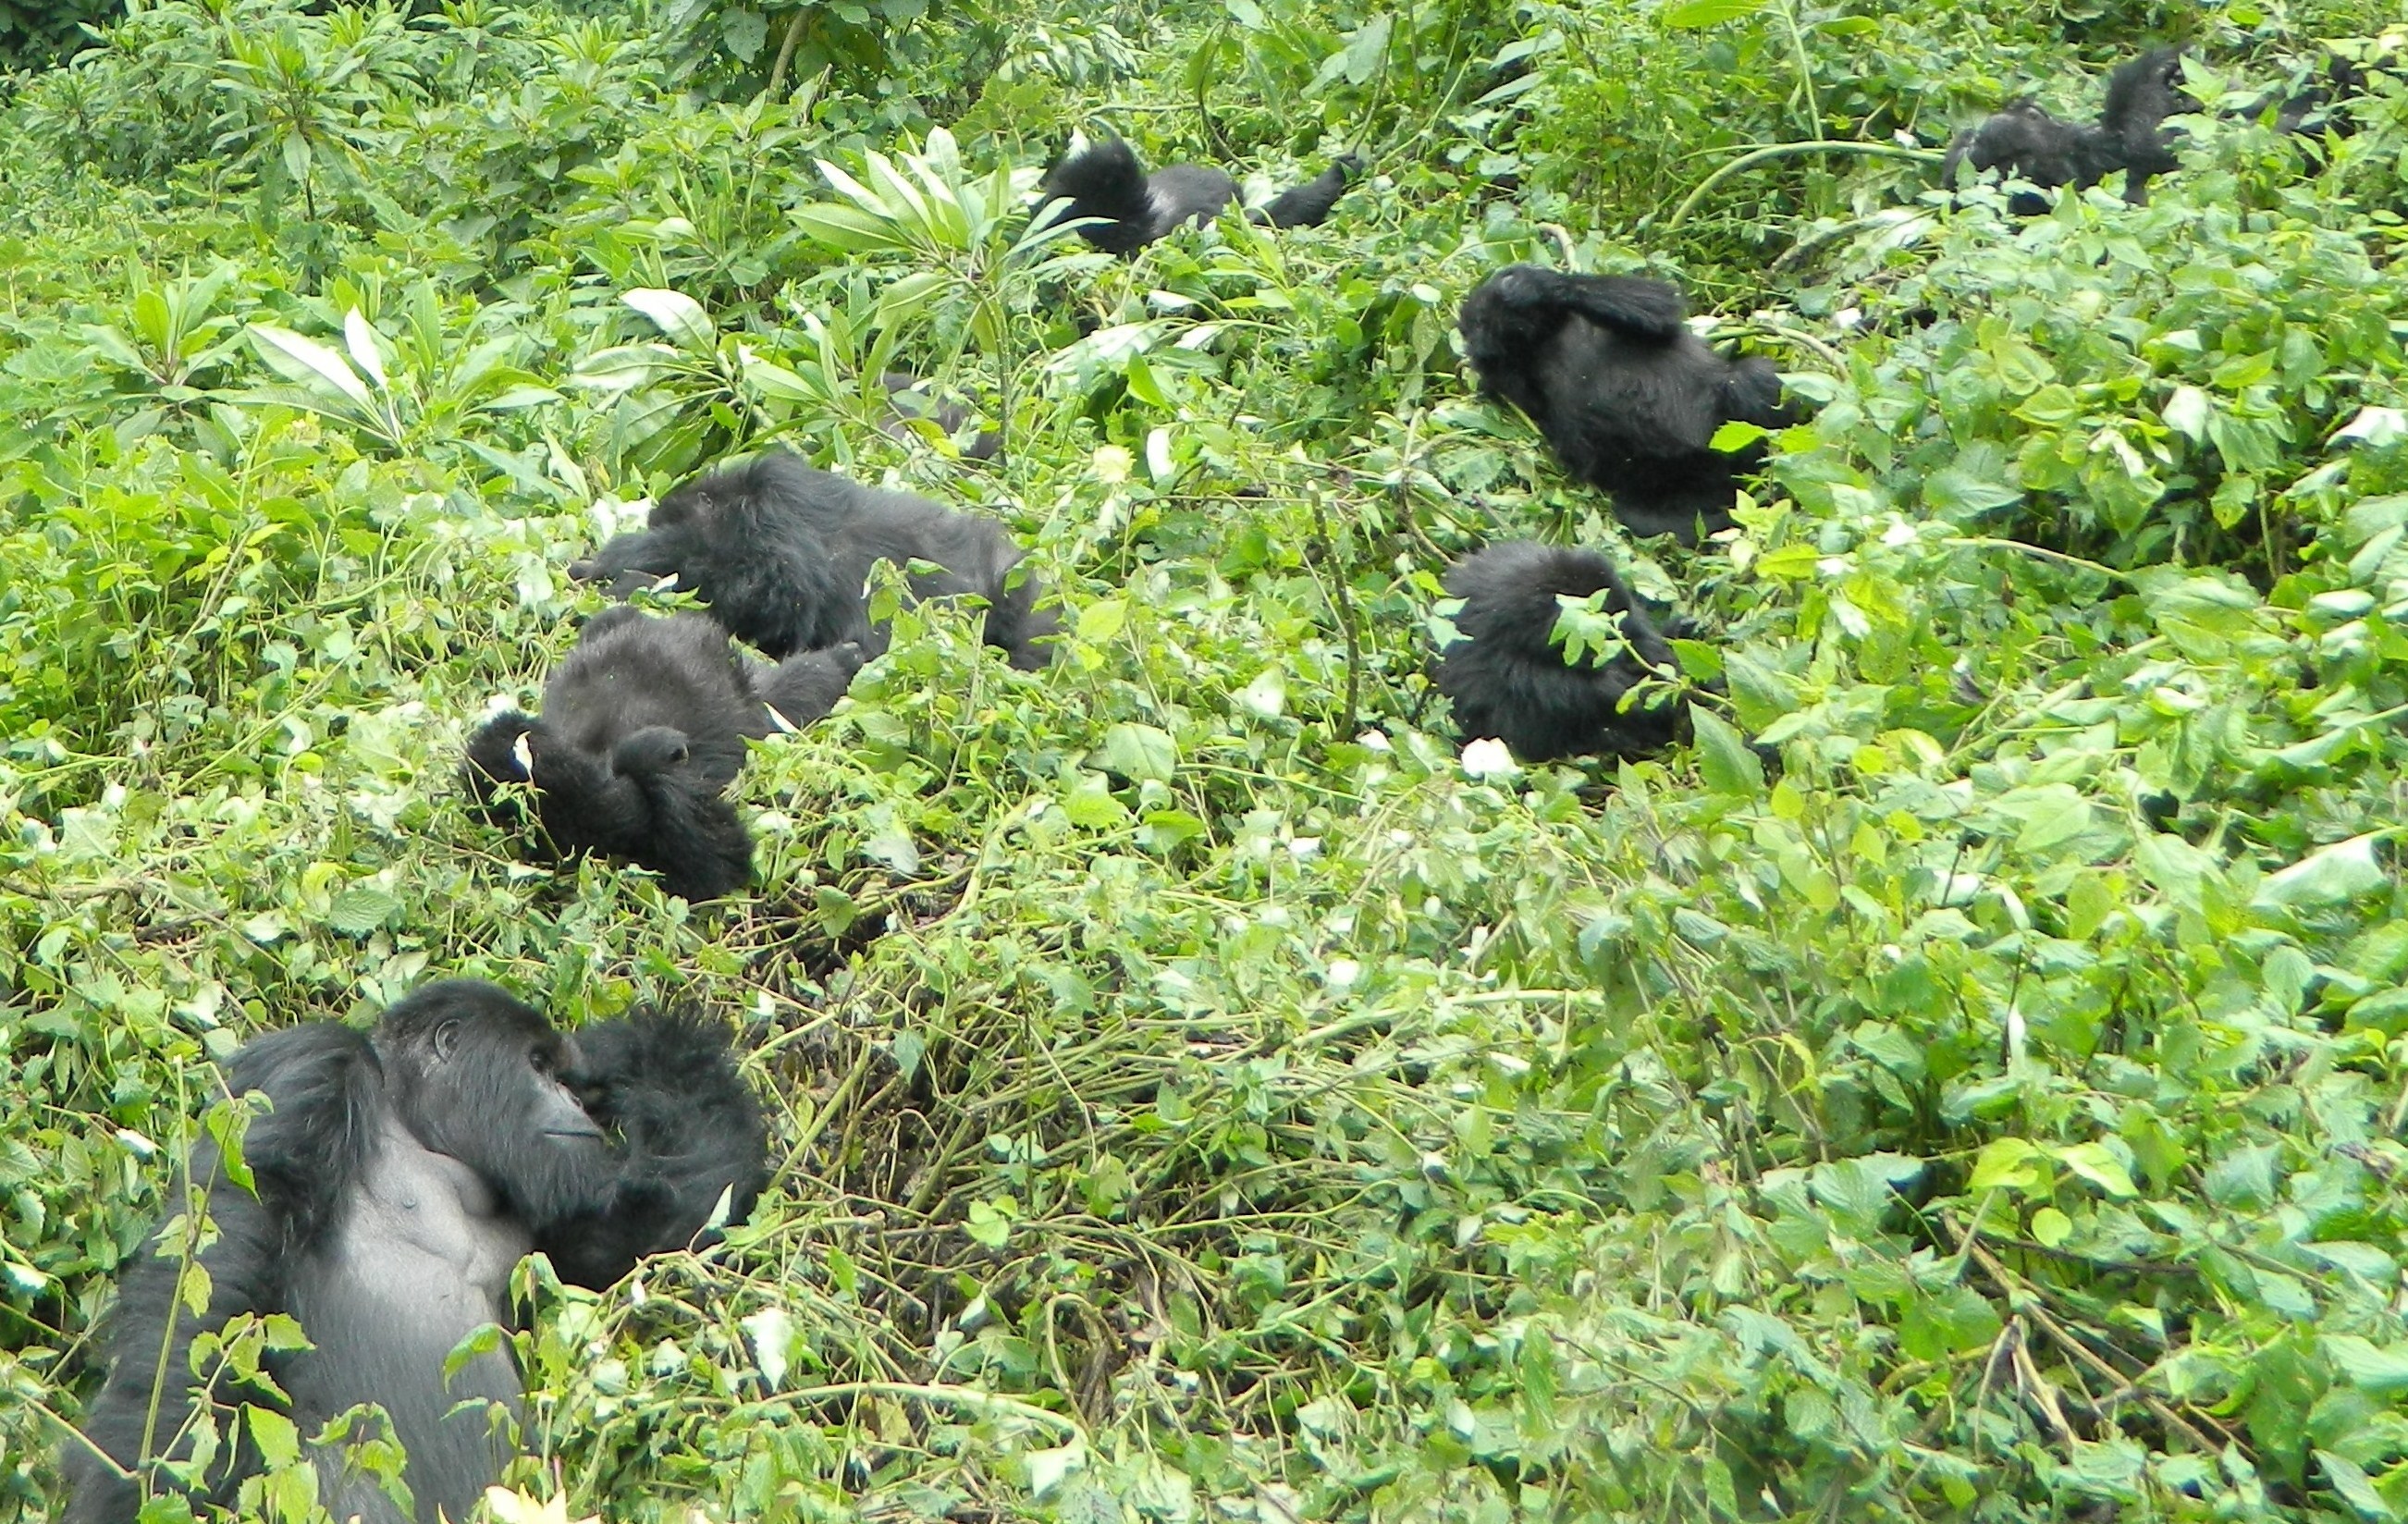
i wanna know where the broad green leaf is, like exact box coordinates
[621,289,715,350]
[1665,0,1769,25]
[1690,707,1764,797]
[249,325,374,407]
[2254,833,2389,910]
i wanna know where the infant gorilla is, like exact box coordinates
[464,608,859,900]
[571,452,1056,669]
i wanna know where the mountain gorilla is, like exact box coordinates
[539,1004,769,1290]
[1433,541,1685,763]
[1038,137,1359,254]
[1457,266,1797,542]
[62,981,767,1524]
[466,609,778,902]
[1943,47,2188,213]
[571,452,1058,670]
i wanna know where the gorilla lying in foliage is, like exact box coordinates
[1433,541,1686,764]
[571,452,1057,669]
[1457,266,1797,542]
[63,982,766,1524]
[1038,138,1360,254]
[1943,47,2188,213]
[464,608,855,901]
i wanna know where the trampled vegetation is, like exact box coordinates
[3,0,2408,1519]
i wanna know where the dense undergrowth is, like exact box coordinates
[4,0,2408,1518]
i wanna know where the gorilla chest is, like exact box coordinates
[287,1125,531,1405]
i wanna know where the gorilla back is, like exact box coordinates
[1433,541,1683,763]
[571,452,1058,669]
[1458,266,1794,542]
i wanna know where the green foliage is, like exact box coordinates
[6,0,2408,1520]
[0,0,121,70]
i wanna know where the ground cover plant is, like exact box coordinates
[4,0,2408,1519]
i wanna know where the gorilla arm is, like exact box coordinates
[62,1026,385,1524]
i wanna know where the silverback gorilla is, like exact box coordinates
[1433,541,1684,762]
[569,452,1057,670]
[1038,138,1358,254]
[1457,266,1797,542]
[1943,47,2187,213]
[63,982,766,1524]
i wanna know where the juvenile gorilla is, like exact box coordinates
[464,609,775,901]
[1943,47,2188,213]
[571,452,1058,670]
[1457,266,1796,542]
[63,981,768,1524]
[544,1006,770,1289]
[1433,541,1684,764]
[1038,137,1359,254]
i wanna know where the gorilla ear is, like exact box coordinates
[432,1019,461,1063]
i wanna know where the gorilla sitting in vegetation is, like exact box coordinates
[1433,541,1686,763]
[465,608,812,902]
[1038,137,1359,254]
[1943,47,2188,213]
[1457,266,1797,542]
[63,981,766,1524]
[571,451,1057,670]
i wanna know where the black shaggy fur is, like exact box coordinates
[542,1007,770,1289]
[570,452,1058,669]
[1038,138,1359,254]
[1457,265,1796,542]
[1433,541,1684,763]
[748,641,866,731]
[1944,47,2188,213]
[62,981,767,1524]
[463,608,767,901]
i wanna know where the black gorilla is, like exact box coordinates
[543,1006,769,1289]
[1457,266,1796,542]
[1432,541,1684,763]
[464,608,779,902]
[1038,138,1358,254]
[570,451,1058,670]
[878,371,1001,461]
[1943,47,2188,213]
[63,981,767,1524]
